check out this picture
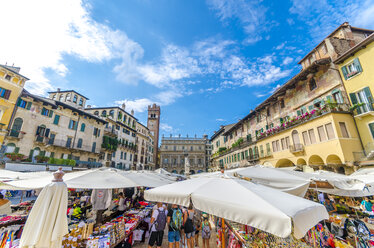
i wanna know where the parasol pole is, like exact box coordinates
[221,218,225,248]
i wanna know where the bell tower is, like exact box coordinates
[147,104,161,168]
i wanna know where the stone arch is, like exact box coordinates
[337,166,346,174]
[171,170,177,174]
[5,143,16,153]
[275,159,294,168]
[180,170,185,175]
[190,170,196,175]
[263,161,273,167]
[297,158,307,166]
[326,154,343,165]
[197,170,203,173]
[308,155,324,166]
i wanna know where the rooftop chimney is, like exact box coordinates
[122,103,126,110]
[131,109,134,116]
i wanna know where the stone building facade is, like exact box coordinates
[0,65,28,146]
[85,106,137,169]
[160,135,210,174]
[135,122,155,170]
[210,22,373,174]
[5,89,106,166]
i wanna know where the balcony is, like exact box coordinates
[46,139,99,153]
[289,144,304,154]
[248,154,259,162]
[352,103,374,119]
[256,103,351,141]
[259,151,273,159]
[8,129,25,139]
[104,127,118,137]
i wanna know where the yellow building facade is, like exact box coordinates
[335,34,374,164]
[0,65,28,145]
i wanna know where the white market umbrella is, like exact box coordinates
[145,177,328,239]
[20,168,68,248]
[120,171,175,187]
[5,168,139,189]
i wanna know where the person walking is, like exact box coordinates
[148,202,167,248]
[193,209,201,248]
[167,204,183,248]
[200,214,211,248]
[184,205,195,248]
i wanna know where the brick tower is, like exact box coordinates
[147,104,161,168]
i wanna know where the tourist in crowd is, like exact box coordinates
[184,204,195,248]
[117,192,126,215]
[200,214,211,248]
[361,197,373,213]
[167,204,183,248]
[324,198,337,214]
[194,209,202,248]
[148,202,167,248]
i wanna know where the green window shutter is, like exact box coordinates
[279,118,283,124]
[363,87,374,103]
[17,98,22,106]
[68,154,72,160]
[308,105,314,111]
[53,115,60,125]
[49,110,53,117]
[28,149,34,159]
[40,151,46,156]
[297,110,301,116]
[349,93,361,114]
[369,123,374,138]
[50,152,55,158]
[341,66,348,80]
[14,147,20,153]
[301,106,307,114]
[266,125,269,130]
[353,58,363,72]
[261,128,263,133]
[26,102,32,110]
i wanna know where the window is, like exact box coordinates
[109,110,114,117]
[93,127,100,137]
[272,141,278,152]
[73,95,77,103]
[266,143,271,154]
[256,114,261,123]
[339,122,349,138]
[92,142,96,153]
[308,129,316,144]
[321,44,327,54]
[281,138,285,150]
[124,152,127,160]
[101,110,107,117]
[350,87,374,114]
[53,115,60,125]
[41,107,53,117]
[5,75,11,81]
[369,123,374,139]
[0,87,11,100]
[17,99,27,108]
[59,94,64,101]
[130,154,132,161]
[332,91,344,104]
[48,133,55,145]
[302,131,310,145]
[341,58,362,79]
[325,123,335,140]
[94,111,99,116]
[52,94,57,100]
[285,137,290,148]
[267,108,270,116]
[66,137,72,148]
[190,146,193,151]
[120,152,123,159]
[80,123,86,132]
[68,120,77,130]
[77,138,83,148]
[309,78,317,91]
[66,93,71,101]
[317,126,327,142]
[280,99,285,108]
[79,98,83,106]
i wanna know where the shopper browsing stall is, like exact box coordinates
[324,198,337,214]
[184,204,195,248]
[167,204,183,248]
[200,214,211,248]
[148,202,167,248]
[361,197,373,214]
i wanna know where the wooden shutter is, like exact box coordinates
[353,58,363,72]
[17,98,22,106]
[369,123,374,139]
[364,87,374,111]
[308,105,314,111]
[26,102,32,110]
[341,66,348,80]
[4,90,11,99]
[14,147,20,153]
[48,110,53,117]
[297,110,301,116]
[45,128,50,138]
[28,149,34,159]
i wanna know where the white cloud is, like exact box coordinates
[282,57,293,65]
[160,123,173,133]
[0,0,143,95]
[115,98,153,113]
[216,118,226,122]
[206,0,267,44]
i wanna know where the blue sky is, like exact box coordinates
[1,0,374,138]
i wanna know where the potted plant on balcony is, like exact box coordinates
[5,153,27,162]
[35,155,49,163]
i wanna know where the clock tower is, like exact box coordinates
[147,104,161,168]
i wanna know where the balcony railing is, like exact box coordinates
[289,144,304,153]
[75,160,102,168]
[256,103,351,141]
[352,103,374,117]
[104,127,118,136]
[8,129,25,139]
[259,151,273,158]
[47,138,100,153]
[248,154,259,162]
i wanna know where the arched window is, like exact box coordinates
[123,115,126,123]
[309,78,317,91]
[79,98,83,106]
[11,117,23,137]
[94,111,99,116]
[80,123,86,132]
[5,143,16,153]
[77,138,83,148]
[101,110,107,117]
[52,94,57,100]
[118,112,122,120]
[59,94,64,102]
[109,110,115,117]
[66,93,71,101]
[73,95,77,103]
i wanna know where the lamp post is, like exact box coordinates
[183,150,190,178]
